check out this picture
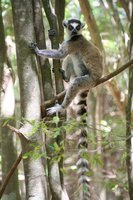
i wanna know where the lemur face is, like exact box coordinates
[63,19,85,37]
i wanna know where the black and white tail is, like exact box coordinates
[61,64,91,199]
[72,91,91,200]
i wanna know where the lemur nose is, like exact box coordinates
[72,29,77,35]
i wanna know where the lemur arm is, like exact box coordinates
[30,42,68,59]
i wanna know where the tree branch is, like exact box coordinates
[0,152,22,198]
[0,124,33,198]
[7,124,30,141]
[96,59,133,85]
[42,59,133,113]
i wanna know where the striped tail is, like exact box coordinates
[74,91,91,200]
[76,129,91,200]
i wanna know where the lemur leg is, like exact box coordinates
[46,75,96,115]
[62,75,95,108]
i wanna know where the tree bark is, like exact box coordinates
[106,0,128,56]
[55,0,65,43]
[42,0,64,95]
[119,0,130,21]
[78,0,104,51]
[41,1,69,200]
[0,0,6,114]
[33,0,54,102]
[11,0,47,199]
[0,2,20,199]
[1,67,20,200]
[126,2,133,199]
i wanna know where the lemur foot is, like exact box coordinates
[46,104,65,115]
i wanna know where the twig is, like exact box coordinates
[0,152,22,198]
[6,124,21,137]
[42,59,133,109]
[7,124,30,141]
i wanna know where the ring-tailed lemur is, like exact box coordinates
[30,19,103,199]
[30,18,103,115]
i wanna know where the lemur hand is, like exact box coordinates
[46,104,65,115]
[29,42,38,52]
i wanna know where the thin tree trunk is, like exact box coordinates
[11,0,47,199]
[78,0,127,118]
[119,0,130,21]
[126,2,133,199]
[0,2,20,199]
[33,1,53,198]
[55,0,65,43]
[106,0,128,56]
[33,0,54,102]
[78,0,104,51]
[0,0,6,113]
[41,1,69,200]
[1,123,21,200]
[54,0,67,195]
[42,0,64,95]
[1,67,20,200]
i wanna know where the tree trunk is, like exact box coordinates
[0,2,21,198]
[1,123,21,200]
[11,0,48,199]
[106,0,128,56]
[0,0,6,113]
[42,0,64,95]
[119,0,130,21]
[41,1,69,199]
[33,0,54,102]
[55,0,65,43]
[78,0,104,51]
[1,68,21,200]
[126,2,133,199]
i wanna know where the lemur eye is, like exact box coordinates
[76,25,80,31]
[68,25,73,30]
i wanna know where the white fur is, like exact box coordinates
[71,22,79,28]
[70,54,83,76]
[46,104,65,115]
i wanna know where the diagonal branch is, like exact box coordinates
[42,59,133,112]
[96,59,133,86]
[0,124,32,198]
[7,124,30,142]
[0,152,22,198]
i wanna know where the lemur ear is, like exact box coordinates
[62,20,68,28]
[81,22,85,29]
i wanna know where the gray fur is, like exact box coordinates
[31,19,103,110]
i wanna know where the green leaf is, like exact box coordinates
[52,116,60,124]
